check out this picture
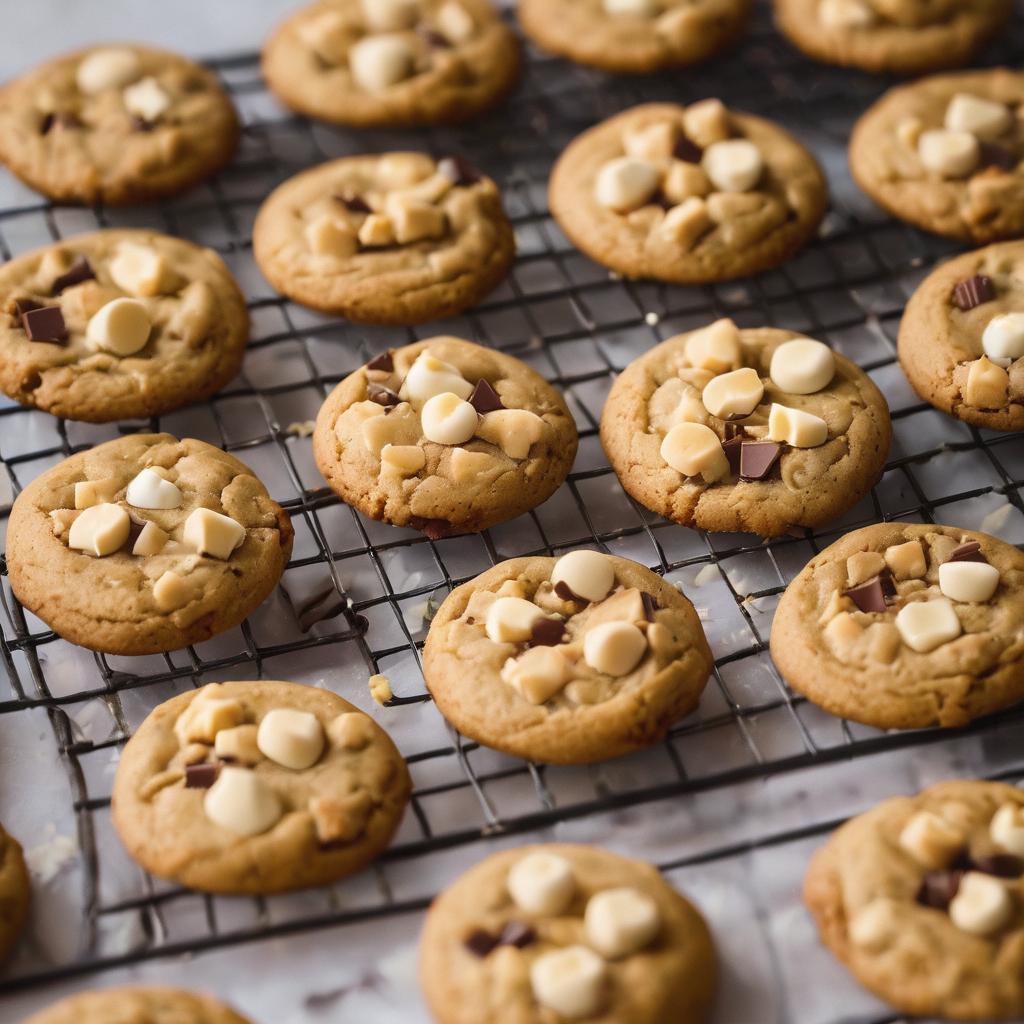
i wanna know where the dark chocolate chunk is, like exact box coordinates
[723,422,747,441]
[367,382,400,407]
[366,350,394,373]
[529,616,566,647]
[952,275,996,312]
[419,27,452,48]
[464,928,499,958]
[554,580,585,603]
[124,517,145,553]
[673,136,703,163]
[468,379,504,414]
[980,143,1018,172]
[722,436,744,476]
[184,762,221,789]
[12,298,42,318]
[640,591,658,622]
[949,541,986,563]
[916,870,964,911]
[843,572,895,614]
[22,305,67,343]
[52,256,95,294]
[498,921,536,949]
[972,853,1024,878]
[336,190,371,214]
[739,441,783,482]
[438,155,482,187]
[130,115,155,133]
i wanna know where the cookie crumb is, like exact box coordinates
[369,673,393,705]
[285,420,316,438]
[644,312,660,326]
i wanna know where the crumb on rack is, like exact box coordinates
[285,420,316,439]
[369,673,393,706]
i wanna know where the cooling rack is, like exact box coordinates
[2,2,1024,1017]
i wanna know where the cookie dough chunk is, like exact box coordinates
[0,824,29,964]
[519,0,751,74]
[314,337,577,537]
[772,523,1024,729]
[422,551,712,763]
[600,321,891,537]
[262,0,520,127]
[0,230,248,422]
[898,239,1024,432]
[420,843,716,1024]
[6,434,293,656]
[851,69,1024,243]
[805,779,1024,1019]
[253,152,515,323]
[0,46,239,206]
[22,987,253,1024]
[775,0,1011,75]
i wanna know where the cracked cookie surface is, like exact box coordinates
[0,824,29,964]
[22,987,253,1024]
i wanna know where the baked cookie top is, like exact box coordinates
[6,433,293,656]
[898,239,1024,432]
[253,152,515,324]
[771,523,1024,730]
[22,987,252,1024]
[420,843,717,1024]
[0,46,239,206]
[0,229,248,423]
[600,321,892,538]
[850,69,1024,243]
[774,0,1012,75]
[805,779,1024,1019]
[111,680,410,894]
[549,101,827,285]
[422,552,713,763]
[518,0,751,74]
[313,337,578,537]
[262,0,520,127]
[0,823,29,964]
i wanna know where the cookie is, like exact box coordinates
[0,46,239,206]
[805,779,1024,1019]
[0,230,248,423]
[0,824,29,964]
[600,320,891,538]
[518,0,751,74]
[6,434,293,656]
[898,239,1024,432]
[313,337,577,537]
[850,68,1024,243]
[422,551,713,763]
[21,987,252,1024]
[253,152,515,324]
[111,680,410,894]
[772,523,1024,730]
[420,843,717,1023]
[774,0,1012,75]
[549,102,828,284]
[262,0,520,127]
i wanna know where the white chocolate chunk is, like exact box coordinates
[132,520,169,557]
[982,313,1024,362]
[123,76,171,123]
[605,0,659,13]
[501,646,571,704]
[388,197,447,244]
[449,447,500,483]
[437,1,477,42]
[361,0,419,31]
[684,318,741,373]
[76,48,140,94]
[256,708,325,770]
[68,503,130,557]
[530,946,608,1021]
[360,402,418,454]
[825,611,863,646]
[594,157,661,213]
[507,851,576,915]
[658,197,712,250]
[769,339,835,394]
[183,507,245,560]
[660,422,730,482]
[178,694,244,744]
[847,550,886,586]
[204,766,282,837]
[662,161,711,203]
[767,404,828,448]
[702,139,763,193]
[485,596,546,643]
[551,549,616,603]
[894,597,962,653]
[309,791,372,844]
[401,353,473,406]
[682,98,731,147]
[964,357,1009,408]
[215,724,262,764]
[945,93,1013,141]
[475,409,546,460]
[849,898,899,951]
[949,872,1013,936]
[884,540,926,581]
[819,0,875,27]
[109,242,171,297]
[624,121,678,163]
[990,803,1024,856]
[701,366,764,419]
[584,887,660,958]
[583,621,647,676]
[939,560,1000,603]
[379,443,426,478]
[421,392,478,445]
[86,298,151,356]
[305,216,358,259]
[74,478,119,509]
[153,570,191,611]
[917,129,979,178]
[296,9,349,61]
[898,810,965,869]
[328,711,375,751]
[349,34,414,93]
[358,213,395,248]
[126,467,183,510]
[896,116,924,150]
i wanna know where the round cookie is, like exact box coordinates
[313,337,577,537]
[0,46,239,206]
[774,0,1012,76]
[422,551,713,763]
[0,230,249,423]
[253,152,515,324]
[600,320,891,538]
[420,843,717,1023]
[805,779,1024,1019]
[22,987,253,1024]
[111,680,410,894]
[6,433,294,656]
[772,523,1024,730]
[262,0,520,128]
[898,240,1024,432]
[518,0,751,74]
[850,68,1024,243]
[0,824,29,964]
[549,101,828,284]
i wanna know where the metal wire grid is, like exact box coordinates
[1,0,1023,998]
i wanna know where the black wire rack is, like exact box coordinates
[2,0,1024,1011]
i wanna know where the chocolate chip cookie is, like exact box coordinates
[518,0,751,74]
[600,321,891,538]
[262,0,520,127]
[112,680,410,894]
[805,779,1024,1019]
[313,337,578,537]
[420,843,717,1024]
[772,523,1024,730]
[0,824,29,964]
[549,101,828,284]
[422,551,713,763]
[0,230,248,423]
[775,0,1012,75]
[6,434,293,656]
[898,239,1024,432]
[850,68,1024,243]
[0,46,239,206]
[21,988,253,1024]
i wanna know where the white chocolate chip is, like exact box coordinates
[256,708,325,770]
[437,1,477,42]
[682,99,731,147]
[507,850,576,915]
[894,597,962,653]
[990,803,1024,856]
[898,810,965,869]
[949,872,1013,936]
[421,392,478,445]
[74,478,119,509]
[400,353,473,407]
[109,243,171,297]
[658,197,713,250]
[126,467,182,510]
[349,34,414,93]
[85,298,151,356]
[305,216,358,259]
[178,694,244,744]
[530,946,608,1021]
[939,560,1000,603]
[153,570,191,611]
[132,520,168,557]
[917,129,979,178]
[701,139,763,193]
[819,0,875,28]
[883,540,926,581]
[660,422,730,482]
[388,196,447,244]
[123,76,171,123]
[767,403,828,448]
[379,443,426,478]
[358,213,395,248]
[662,161,711,203]
[551,550,616,603]
[849,898,899,951]
[945,93,1013,141]
[964,357,1009,408]
[583,621,647,676]
[67,503,130,557]
[584,887,660,958]
[769,339,835,394]
[684,318,741,373]
[623,121,678,163]
[76,48,140,94]
[501,646,572,704]
[328,711,375,751]
[214,724,262,764]
[594,157,661,213]
[204,766,282,837]
[475,409,546,460]
[982,313,1024,362]
[183,507,245,560]
[361,0,419,30]
[485,596,546,643]
[701,366,764,419]
[604,0,659,12]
